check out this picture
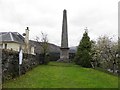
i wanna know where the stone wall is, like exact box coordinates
[1,49,39,82]
[49,52,60,61]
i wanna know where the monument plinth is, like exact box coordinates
[58,9,69,62]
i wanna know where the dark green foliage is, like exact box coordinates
[74,31,92,68]
[44,53,50,64]
[39,53,49,64]
[49,52,60,61]
[69,53,76,60]
[2,49,19,82]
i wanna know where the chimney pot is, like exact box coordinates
[26,27,29,30]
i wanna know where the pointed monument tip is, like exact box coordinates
[63,9,67,13]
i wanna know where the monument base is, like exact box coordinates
[57,59,70,63]
[57,58,70,63]
[58,47,70,63]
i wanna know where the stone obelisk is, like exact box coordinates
[59,9,69,62]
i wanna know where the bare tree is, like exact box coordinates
[34,32,49,54]
[34,32,49,64]
[40,32,49,55]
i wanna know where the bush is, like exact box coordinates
[39,53,49,65]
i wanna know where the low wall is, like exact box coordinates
[49,52,60,61]
[2,49,39,82]
[48,52,75,61]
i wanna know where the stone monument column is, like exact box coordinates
[59,9,69,62]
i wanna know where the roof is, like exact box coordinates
[29,40,60,54]
[0,32,25,44]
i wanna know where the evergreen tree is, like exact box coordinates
[74,30,92,68]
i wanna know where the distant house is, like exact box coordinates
[30,40,60,54]
[0,27,35,55]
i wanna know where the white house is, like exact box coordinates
[0,27,35,55]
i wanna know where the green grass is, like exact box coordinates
[3,61,118,88]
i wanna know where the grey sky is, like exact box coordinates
[0,0,119,46]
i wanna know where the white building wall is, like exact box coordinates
[0,42,35,55]
[7,43,20,51]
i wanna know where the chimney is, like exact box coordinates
[25,27,29,53]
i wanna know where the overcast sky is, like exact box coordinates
[0,0,119,46]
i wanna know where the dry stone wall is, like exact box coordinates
[1,49,39,82]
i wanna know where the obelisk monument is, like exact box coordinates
[59,9,69,62]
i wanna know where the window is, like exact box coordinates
[5,44,7,49]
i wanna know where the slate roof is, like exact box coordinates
[0,32,25,44]
[29,40,60,54]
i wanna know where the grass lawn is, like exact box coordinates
[3,61,118,88]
